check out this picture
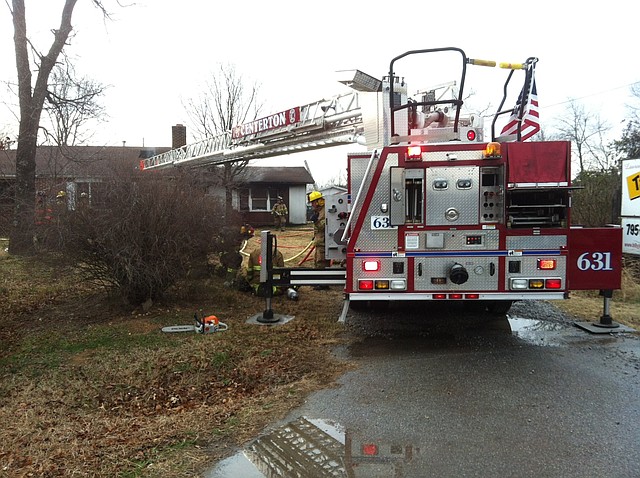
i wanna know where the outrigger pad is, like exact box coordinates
[574,321,635,334]
[246,313,295,326]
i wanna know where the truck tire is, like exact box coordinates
[486,300,513,315]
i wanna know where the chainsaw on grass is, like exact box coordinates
[162,313,228,334]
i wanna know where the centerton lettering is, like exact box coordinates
[232,107,301,139]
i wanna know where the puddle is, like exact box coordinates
[205,416,423,478]
[206,417,345,478]
[507,316,567,346]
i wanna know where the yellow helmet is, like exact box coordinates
[308,190,323,202]
[56,190,66,198]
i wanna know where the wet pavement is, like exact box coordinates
[207,302,640,477]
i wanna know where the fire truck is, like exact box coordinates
[141,47,622,321]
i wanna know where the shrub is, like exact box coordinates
[49,166,225,305]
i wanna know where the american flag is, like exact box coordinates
[500,71,540,141]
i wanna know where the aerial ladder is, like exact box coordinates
[138,70,384,171]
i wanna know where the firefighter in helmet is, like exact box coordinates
[271,196,288,232]
[55,190,66,208]
[308,190,330,289]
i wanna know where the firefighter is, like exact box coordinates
[245,238,298,299]
[216,224,254,288]
[55,190,66,209]
[271,196,288,232]
[308,190,330,290]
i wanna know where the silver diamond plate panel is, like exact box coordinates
[351,257,407,289]
[352,153,400,251]
[425,167,480,226]
[414,257,499,291]
[506,235,567,250]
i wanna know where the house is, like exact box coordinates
[205,165,315,226]
[318,185,347,198]
[0,143,316,235]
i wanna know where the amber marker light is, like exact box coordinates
[484,142,501,158]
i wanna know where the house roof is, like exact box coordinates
[237,166,314,185]
[0,145,173,179]
[0,147,316,186]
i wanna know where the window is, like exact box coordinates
[251,186,268,210]
[238,186,282,212]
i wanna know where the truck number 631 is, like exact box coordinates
[577,252,613,271]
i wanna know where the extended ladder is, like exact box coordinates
[140,91,364,171]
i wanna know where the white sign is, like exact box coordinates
[405,233,420,249]
[622,217,640,254]
[621,158,640,216]
[621,158,640,256]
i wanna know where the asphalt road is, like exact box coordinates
[207,301,640,478]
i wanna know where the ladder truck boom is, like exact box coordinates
[140,90,366,170]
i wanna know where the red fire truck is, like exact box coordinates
[141,47,622,321]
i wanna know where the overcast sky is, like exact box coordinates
[1,0,639,185]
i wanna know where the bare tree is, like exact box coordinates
[42,60,108,146]
[6,0,110,255]
[184,63,263,219]
[613,83,640,160]
[554,100,614,174]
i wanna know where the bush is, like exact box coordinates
[571,169,621,226]
[49,167,225,305]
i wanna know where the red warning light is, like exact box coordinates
[359,280,374,290]
[467,129,477,141]
[545,279,562,289]
[407,146,422,161]
[362,443,379,456]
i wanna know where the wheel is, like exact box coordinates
[485,300,513,315]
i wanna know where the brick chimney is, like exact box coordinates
[172,124,187,149]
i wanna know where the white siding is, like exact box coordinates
[288,185,308,225]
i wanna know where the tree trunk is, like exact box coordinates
[8,0,78,255]
[8,116,38,254]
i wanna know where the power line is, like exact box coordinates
[542,80,640,110]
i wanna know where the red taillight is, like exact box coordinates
[363,260,380,271]
[465,294,480,299]
[407,146,422,160]
[537,259,556,270]
[449,293,463,299]
[359,280,374,290]
[467,129,477,141]
[433,293,447,300]
[545,279,562,289]
[362,444,378,456]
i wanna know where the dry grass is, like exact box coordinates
[554,264,640,328]
[0,228,352,477]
